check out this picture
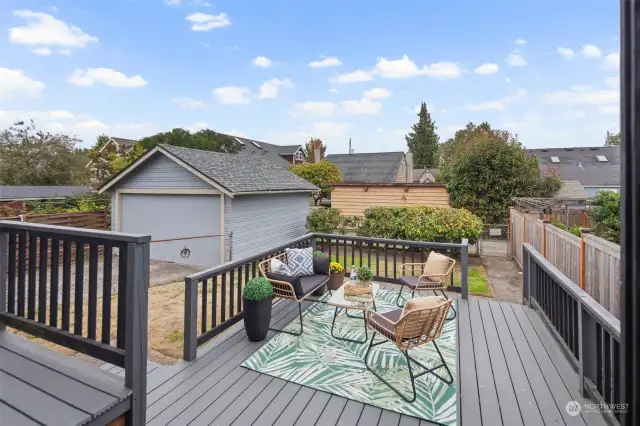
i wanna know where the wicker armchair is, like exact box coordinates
[259,252,329,336]
[396,252,456,320]
[364,297,454,403]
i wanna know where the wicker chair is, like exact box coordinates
[396,252,456,320]
[259,252,329,336]
[364,298,454,403]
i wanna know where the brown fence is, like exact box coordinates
[583,233,621,318]
[544,224,581,285]
[510,209,525,266]
[2,211,109,230]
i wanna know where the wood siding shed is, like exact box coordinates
[331,183,450,217]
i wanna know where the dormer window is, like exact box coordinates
[294,151,304,162]
[596,155,609,163]
[550,156,561,163]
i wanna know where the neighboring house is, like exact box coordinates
[528,146,620,196]
[98,144,318,267]
[86,136,140,183]
[412,168,440,183]
[555,180,590,200]
[232,136,305,166]
[326,151,411,183]
[0,185,94,213]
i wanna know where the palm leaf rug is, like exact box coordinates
[242,290,458,425]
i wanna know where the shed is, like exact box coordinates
[326,152,408,183]
[98,144,318,268]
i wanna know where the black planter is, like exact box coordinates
[243,297,272,342]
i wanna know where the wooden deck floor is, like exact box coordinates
[101,287,608,426]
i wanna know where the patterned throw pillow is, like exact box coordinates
[285,247,314,277]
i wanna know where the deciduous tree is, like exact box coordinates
[604,130,621,146]
[138,128,240,153]
[405,102,439,167]
[590,190,620,243]
[303,137,326,163]
[289,160,343,205]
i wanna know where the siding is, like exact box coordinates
[332,184,450,217]
[115,152,211,189]
[230,193,310,260]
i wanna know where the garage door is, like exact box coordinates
[120,193,222,267]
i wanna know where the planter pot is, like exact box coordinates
[243,297,272,342]
[313,283,328,296]
[328,271,345,290]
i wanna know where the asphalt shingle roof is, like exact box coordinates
[0,186,93,201]
[326,152,405,183]
[528,146,620,187]
[223,135,302,166]
[160,144,318,194]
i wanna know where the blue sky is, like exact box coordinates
[0,0,620,153]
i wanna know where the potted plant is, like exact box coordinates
[345,265,374,299]
[328,262,345,290]
[242,277,274,342]
[357,265,373,284]
[312,251,330,296]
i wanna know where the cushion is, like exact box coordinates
[270,258,288,274]
[401,295,447,318]
[313,256,330,275]
[299,274,329,295]
[369,310,402,336]
[285,247,314,277]
[265,271,303,298]
[424,252,452,276]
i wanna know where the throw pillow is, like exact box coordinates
[401,295,447,318]
[270,258,287,274]
[265,272,304,299]
[424,252,452,276]
[285,247,314,277]
[313,256,330,275]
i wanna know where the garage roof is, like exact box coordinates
[99,144,319,196]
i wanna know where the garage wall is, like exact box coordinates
[228,193,310,261]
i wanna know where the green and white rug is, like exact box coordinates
[242,290,458,425]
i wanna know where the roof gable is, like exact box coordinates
[529,146,620,187]
[326,152,405,182]
[224,135,303,166]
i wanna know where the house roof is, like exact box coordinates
[326,152,405,182]
[110,137,138,149]
[99,144,318,196]
[555,180,589,200]
[528,146,620,187]
[0,186,93,201]
[412,168,440,182]
[225,135,302,166]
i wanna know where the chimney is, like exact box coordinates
[348,137,352,154]
[405,151,413,183]
[313,146,321,163]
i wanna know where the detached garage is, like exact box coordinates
[99,144,318,268]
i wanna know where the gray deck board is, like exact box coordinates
[231,378,288,426]
[272,386,316,425]
[313,395,348,426]
[399,415,421,426]
[357,405,382,425]
[251,382,302,426]
[0,401,41,426]
[456,299,481,426]
[378,410,401,426]
[293,390,332,426]
[336,399,365,426]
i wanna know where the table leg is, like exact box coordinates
[330,307,368,344]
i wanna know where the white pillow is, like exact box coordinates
[270,258,286,274]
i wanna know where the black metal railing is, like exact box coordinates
[523,243,621,425]
[0,220,150,426]
[183,233,469,361]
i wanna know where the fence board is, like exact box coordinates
[544,225,581,285]
[2,211,109,231]
[524,216,544,253]
[510,209,524,267]
[583,233,621,318]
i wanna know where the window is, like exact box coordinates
[596,155,609,163]
[251,140,262,149]
[233,137,245,146]
[294,151,304,162]
[550,156,561,163]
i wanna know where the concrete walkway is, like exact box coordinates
[481,256,523,303]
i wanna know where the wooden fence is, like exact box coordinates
[2,211,109,230]
[509,208,621,318]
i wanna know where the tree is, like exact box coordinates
[303,138,327,163]
[289,160,343,205]
[439,121,493,166]
[0,120,88,185]
[405,102,439,168]
[604,130,621,146]
[590,190,620,243]
[441,124,563,223]
[138,128,241,153]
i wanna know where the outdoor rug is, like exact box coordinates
[241,289,458,425]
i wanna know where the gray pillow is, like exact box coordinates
[285,247,314,277]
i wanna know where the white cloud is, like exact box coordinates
[172,97,205,109]
[252,56,272,68]
[329,88,339,93]
[258,78,294,99]
[166,0,181,5]
[474,63,499,75]
[340,99,382,115]
[186,122,209,132]
[223,129,247,138]
[505,76,511,83]
[212,86,251,104]
[0,68,45,99]
[68,68,148,88]
[363,88,390,99]
[516,38,527,45]
[599,105,619,115]
[312,121,349,137]
[581,44,602,58]
[32,47,51,56]
[543,87,618,105]
[309,57,342,68]
[373,56,462,79]
[467,88,526,111]
[605,76,619,89]
[290,101,337,117]
[506,51,527,67]
[185,12,231,31]
[502,111,543,130]
[9,10,98,49]
[331,70,373,83]
[605,52,620,68]
[58,48,71,56]
[557,47,575,58]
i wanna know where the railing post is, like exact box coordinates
[461,239,469,300]
[541,220,548,258]
[184,277,198,361]
[579,232,587,290]
[578,302,596,398]
[522,245,530,306]
[0,229,7,331]
[124,241,149,426]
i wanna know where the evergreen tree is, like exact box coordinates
[405,102,439,167]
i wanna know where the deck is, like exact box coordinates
[102,287,608,426]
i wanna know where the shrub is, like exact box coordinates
[550,220,582,238]
[337,215,363,235]
[330,262,344,274]
[306,208,342,233]
[356,266,373,281]
[590,190,620,243]
[313,251,327,257]
[243,277,273,302]
[357,206,483,244]
[289,160,343,206]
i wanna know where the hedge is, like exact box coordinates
[356,206,483,244]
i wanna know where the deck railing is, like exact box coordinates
[0,220,150,426]
[184,233,469,361]
[522,243,621,425]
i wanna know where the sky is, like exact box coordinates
[0,0,621,153]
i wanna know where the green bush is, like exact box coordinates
[550,220,582,237]
[337,215,363,235]
[356,266,373,281]
[356,206,483,244]
[590,190,620,243]
[306,208,342,233]
[313,251,327,257]
[243,277,273,302]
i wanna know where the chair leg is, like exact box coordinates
[395,284,406,307]
[405,341,454,385]
[439,290,456,320]
[364,334,418,403]
[269,302,303,336]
